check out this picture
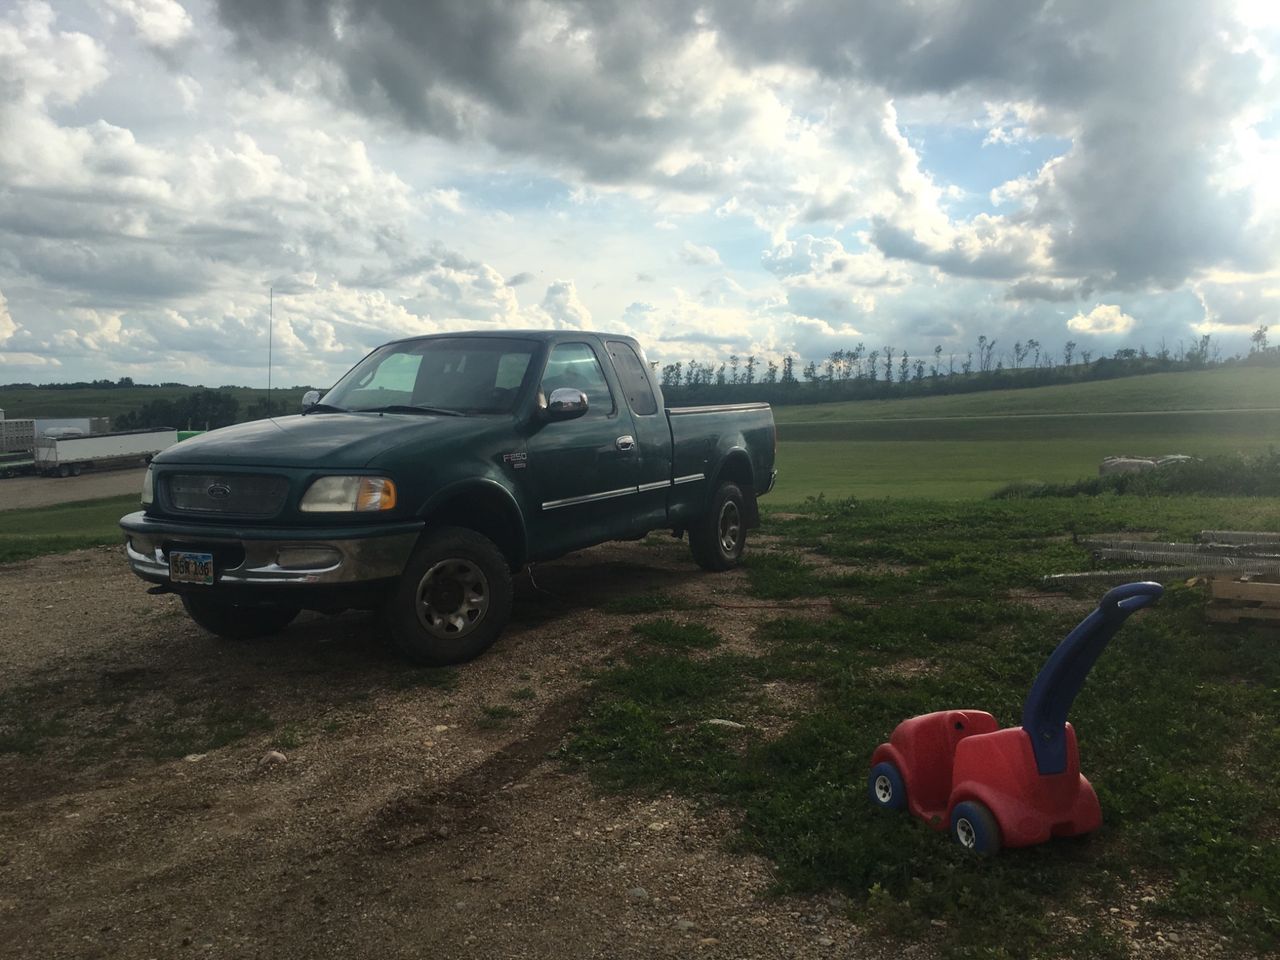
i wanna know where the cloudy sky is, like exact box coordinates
[1,0,1277,386]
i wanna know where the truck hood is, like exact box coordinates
[153,413,489,470]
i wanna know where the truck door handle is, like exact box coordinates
[615,435,635,452]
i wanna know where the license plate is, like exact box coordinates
[170,550,214,585]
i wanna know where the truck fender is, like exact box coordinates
[417,478,529,571]
[708,447,759,528]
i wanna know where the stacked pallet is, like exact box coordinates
[1205,577,1280,624]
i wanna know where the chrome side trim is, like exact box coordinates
[637,480,672,493]
[673,473,705,485]
[541,485,638,511]
[666,403,770,415]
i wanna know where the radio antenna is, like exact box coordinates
[267,284,273,418]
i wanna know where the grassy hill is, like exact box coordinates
[771,366,1280,502]
[4,366,1276,503]
[772,365,1280,422]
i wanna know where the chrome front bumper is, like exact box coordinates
[121,515,421,586]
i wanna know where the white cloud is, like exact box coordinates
[1067,304,1137,336]
[0,288,15,342]
[535,280,593,330]
[679,241,722,267]
[103,0,193,48]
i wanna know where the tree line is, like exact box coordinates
[656,327,1278,405]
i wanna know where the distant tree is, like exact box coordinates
[729,354,740,383]
[1063,340,1076,367]
[847,343,865,380]
[764,359,778,384]
[1251,324,1269,353]
[1080,349,1093,366]
[913,359,925,381]
[962,351,973,375]
[867,350,879,381]
[781,355,796,385]
[802,360,819,382]
[715,363,727,386]
[931,345,942,377]
[898,350,909,384]
[882,346,895,383]
[743,355,757,384]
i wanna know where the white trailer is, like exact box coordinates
[34,430,178,478]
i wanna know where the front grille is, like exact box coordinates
[166,474,289,518]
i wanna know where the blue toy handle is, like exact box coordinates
[1022,581,1163,775]
[1102,581,1164,613]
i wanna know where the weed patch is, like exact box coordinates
[569,496,1280,957]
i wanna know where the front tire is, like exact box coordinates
[868,761,907,812]
[182,594,299,640]
[385,526,513,666]
[950,800,1002,855]
[689,481,748,571]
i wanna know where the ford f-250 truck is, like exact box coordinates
[120,331,776,665]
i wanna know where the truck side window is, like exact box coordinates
[606,341,659,416]
[541,343,615,416]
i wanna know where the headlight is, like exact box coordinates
[141,466,154,506]
[300,476,397,513]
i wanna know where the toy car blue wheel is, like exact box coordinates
[868,762,907,812]
[950,800,1001,855]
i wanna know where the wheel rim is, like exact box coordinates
[415,558,490,640]
[955,816,977,849]
[874,774,893,804]
[718,500,741,554]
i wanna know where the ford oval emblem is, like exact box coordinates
[206,482,232,501]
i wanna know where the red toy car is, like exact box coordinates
[868,582,1163,854]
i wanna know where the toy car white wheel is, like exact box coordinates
[950,800,1002,855]
[867,761,907,811]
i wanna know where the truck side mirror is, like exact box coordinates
[541,388,589,422]
[301,390,321,412]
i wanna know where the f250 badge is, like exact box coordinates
[502,452,528,469]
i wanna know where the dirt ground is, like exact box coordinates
[0,467,146,510]
[0,541,913,960]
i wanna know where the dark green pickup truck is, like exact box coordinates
[120,331,776,664]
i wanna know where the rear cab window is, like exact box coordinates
[606,340,658,416]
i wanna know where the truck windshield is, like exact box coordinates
[323,337,538,415]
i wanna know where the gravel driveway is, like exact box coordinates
[0,542,897,960]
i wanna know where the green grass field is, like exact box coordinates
[572,496,1280,958]
[770,367,1280,502]
[0,495,136,563]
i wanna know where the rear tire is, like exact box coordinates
[182,594,299,640]
[689,481,748,571]
[384,526,513,666]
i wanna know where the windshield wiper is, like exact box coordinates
[355,404,464,417]
[301,403,348,415]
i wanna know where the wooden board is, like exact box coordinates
[1209,578,1280,605]
[1206,603,1280,624]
